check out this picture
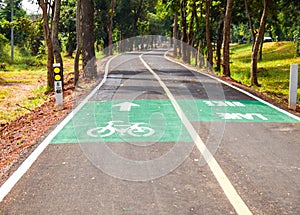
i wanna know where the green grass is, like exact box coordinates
[0,48,107,124]
[230,42,300,103]
[0,46,52,123]
[0,86,50,123]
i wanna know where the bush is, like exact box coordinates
[0,33,8,52]
[0,34,9,62]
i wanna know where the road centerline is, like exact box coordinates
[139,53,252,215]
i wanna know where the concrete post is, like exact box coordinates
[53,63,63,110]
[289,64,298,110]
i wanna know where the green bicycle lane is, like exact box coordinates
[2,51,300,214]
[51,99,299,144]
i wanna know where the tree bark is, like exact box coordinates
[259,39,263,61]
[81,0,96,78]
[216,18,224,72]
[244,0,256,47]
[222,0,234,77]
[173,10,178,57]
[296,27,300,57]
[206,0,213,67]
[195,1,203,67]
[74,0,82,85]
[187,0,196,64]
[132,0,144,37]
[38,0,54,89]
[180,0,188,62]
[52,0,63,86]
[108,0,114,55]
[251,0,270,86]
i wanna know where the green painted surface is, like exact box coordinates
[51,99,299,144]
[183,100,299,123]
[51,100,192,144]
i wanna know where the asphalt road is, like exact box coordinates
[1,50,299,215]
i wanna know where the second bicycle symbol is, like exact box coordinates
[87,121,155,138]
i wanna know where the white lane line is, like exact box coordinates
[0,55,118,202]
[164,51,300,121]
[139,54,253,215]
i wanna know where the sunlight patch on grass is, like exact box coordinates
[230,42,300,102]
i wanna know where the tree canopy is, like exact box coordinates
[0,0,299,88]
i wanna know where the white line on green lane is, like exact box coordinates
[164,51,300,122]
[139,54,253,215]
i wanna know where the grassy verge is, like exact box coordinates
[0,48,75,124]
[230,42,300,104]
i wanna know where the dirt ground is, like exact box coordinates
[0,58,299,187]
[0,76,75,185]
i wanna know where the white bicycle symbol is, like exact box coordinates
[87,121,155,138]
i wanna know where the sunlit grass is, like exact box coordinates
[0,50,106,123]
[230,41,300,102]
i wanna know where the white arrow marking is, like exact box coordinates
[113,102,140,111]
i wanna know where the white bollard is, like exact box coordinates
[53,63,64,110]
[289,64,298,110]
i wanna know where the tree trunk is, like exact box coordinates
[216,18,224,72]
[251,0,270,86]
[198,41,204,67]
[296,32,300,57]
[52,0,63,86]
[38,0,54,89]
[222,0,234,77]
[206,0,213,67]
[195,1,203,67]
[173,10,178,57]
[81,0,96,78]
[259,39,263,61]
[187,0,196,64]
[296,26,300,57]
[180,0,188,62]
[108,0,114,55]
[244,0,256,48]
[74,0,82,85]
[132,0,143,37]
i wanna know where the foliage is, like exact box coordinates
[60,0,77,56]
[0,0,299,90]
[0,32,8,55]
[0,0,29,46]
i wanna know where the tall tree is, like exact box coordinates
[81,0,96,77]
[250,0,270,86]
[187,0,196,64]
[52,0,63,84]
[74,0,82,85]
[173,9,178,57]
[222,0,234,77]
[216,17,224,72]
[38,0,54,89]
[0,0,27,47]
[205,0,213,67]
[180,0,188,62]
[244,0,256,47]
[108,0,114,55]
